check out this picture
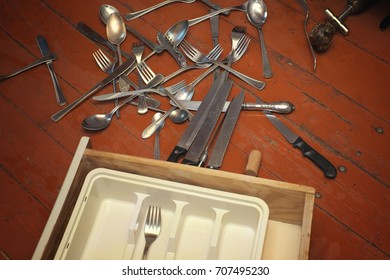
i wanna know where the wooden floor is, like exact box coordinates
[0,0,389,260]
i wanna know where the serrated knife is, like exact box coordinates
[207,91,244,169]
[264,113,337,179]
[182,78,233,166]
[36,35,67,105]
[167,72,225,162]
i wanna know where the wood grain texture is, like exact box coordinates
[0,0,389,259]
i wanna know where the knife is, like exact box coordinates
[51,55,136,122]
[207,91,244,169]
[36,35,67,105]
[199,0,229,15]
[210,9,219,81]
[264,113,337,179]
[182,78,233,165]
[171,100,295,114]
[167,72,225,162]
[157,32,187,68]
[76,22,132,59]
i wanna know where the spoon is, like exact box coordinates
[142,88,192,139]
[125,0,196,21]
[106,12,126,66]
[152,113,165,159]
[246,0,273,78]
[82,74,164,131]
[168,85,194,123]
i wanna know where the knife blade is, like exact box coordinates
[157,32,187,68]
[51,55,136,122]
[36,35,67,105]
[264,113,337,179]
[76,22,131,59]
[167,72,225,162]
[172,100,295,114]
[207,91,244,169]
[182,78,233,166]
[199,0,229,15]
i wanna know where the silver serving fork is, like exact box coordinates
[180,40,265,90]
[132,42,148,114]
[93,49,121,118]
[143,205,161,260]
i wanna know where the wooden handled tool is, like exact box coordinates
[245,150,262,177]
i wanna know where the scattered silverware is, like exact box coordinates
[0,53,56,82]
[143,205,161,260]
[51,56,136,122]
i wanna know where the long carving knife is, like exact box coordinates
[167,72,225,162]
[207,91,244,169]
[182,78,233,166]
[264,113,337,179]
[36,35,67,105]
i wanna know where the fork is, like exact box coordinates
[93,49,121,118]
[93,80,186,102]
[181,40,265,90]
[137,61,194,120]
[132,42,148,114]
[162,43,223,83]
[143,205,161,260]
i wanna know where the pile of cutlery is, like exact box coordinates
[1,0,336,178]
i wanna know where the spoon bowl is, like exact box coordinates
[169,84,194,123]
[246,0,273,78]
[165,20,189,46]
[106,12,126,46]
[100,4,119,24]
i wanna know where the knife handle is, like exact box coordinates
[167,146,187,162]
[46,63,67,105]
[293,137,337,179]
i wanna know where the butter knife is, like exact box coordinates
[157,32,187,68]
[36,35,67,105]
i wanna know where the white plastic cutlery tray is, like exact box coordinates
[54,168,269,260]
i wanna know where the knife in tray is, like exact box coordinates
[207,91,244,169]
[36,35,67,105]
[157,32,187,68]
[167,72,225,162]
[264,113,337,179]
[182,78,233,166]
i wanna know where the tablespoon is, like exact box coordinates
[125,0,196,21]
[246,0,272,78]
[152,113,165,159]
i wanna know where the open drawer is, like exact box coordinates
[33,137,315,260]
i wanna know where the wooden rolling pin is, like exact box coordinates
[245,150,262,177]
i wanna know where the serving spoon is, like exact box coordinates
[246,0,273,78]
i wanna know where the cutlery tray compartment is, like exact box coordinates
[54,168,269,260]
[33,137,315,260]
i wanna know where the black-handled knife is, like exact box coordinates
[265,113,337,179]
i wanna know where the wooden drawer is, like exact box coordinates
[32,137,315,260]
